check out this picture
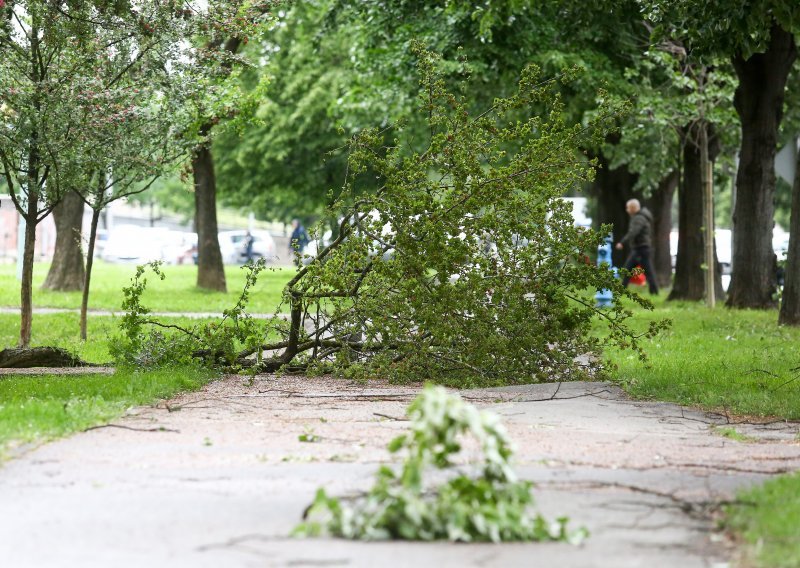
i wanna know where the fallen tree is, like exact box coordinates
[112,47,668,386]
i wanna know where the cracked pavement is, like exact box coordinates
[1,376,799,568]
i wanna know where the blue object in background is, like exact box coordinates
[595,236,616,308]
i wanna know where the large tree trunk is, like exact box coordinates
[590,150,642,268]
[42,190,85,292]
[727,23,797,309]
[669,124,724,302]
[193,139,227,292]
[647,170,678,289]
[779,145,800,325]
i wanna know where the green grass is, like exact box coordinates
[711,425,756,443]
[0,261,295,314]
[0,312,237,363]
[725,474,800,568]
[608,295,800,419]
[0,366,216,457]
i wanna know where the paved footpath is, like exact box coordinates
[2,376,800,568]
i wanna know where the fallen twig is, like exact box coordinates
[83,424,179,433]
[373,412,409,421]
[518,388,613,402]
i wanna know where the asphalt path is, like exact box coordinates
[2,376,799,568]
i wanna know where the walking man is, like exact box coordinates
[615,199,659,295]
[243,231,255,262]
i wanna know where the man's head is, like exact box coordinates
[291,219,299,228]
[625,199,641,216]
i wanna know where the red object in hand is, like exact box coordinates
[630,266,646,286]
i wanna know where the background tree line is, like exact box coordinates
[5,0,800,351]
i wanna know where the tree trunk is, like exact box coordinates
[669,123,724,302]
[779,145,800,325]
[19,196,38,348]
[727,23,797,309]
[80,208,101,340]
[193,139,227,292]
[42,190,85,292]
[590,149,642,268]
[647,170,678,289]
[0,346,91,368]
[19,21,41,349]
[700,122,716,308]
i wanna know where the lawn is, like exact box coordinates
[0,261,294,314]
[608,295,800,420]
[0,312,238,363]
[724,473,800,568]
[0,367,217,458]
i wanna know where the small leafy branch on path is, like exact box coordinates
[293,384,587,543]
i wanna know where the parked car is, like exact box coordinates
[218,230,276,264]
[102,226,197,265]
[102,225,171,264]
[92,229,108,258]
[161,231,197,265]
[669,229,732,273]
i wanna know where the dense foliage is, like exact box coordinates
[117,47,666,386]
[110,260,265,370]
[262,47,665,385]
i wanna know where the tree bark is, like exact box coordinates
[669,123,724,302]
[42,189,85,292]
[193,138,227,292]
[779,144,800,325]
[646,170,678,289]
[727,23,797,309]
[19,194,38,348]
[185,32,250,294]
[0,347,91,368]
[700,122,716,308]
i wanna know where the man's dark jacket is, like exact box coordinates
[621,207,653,248]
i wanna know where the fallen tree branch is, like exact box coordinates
[83,423,179,433]
[516,387,613,402]
[374,412,409,421]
